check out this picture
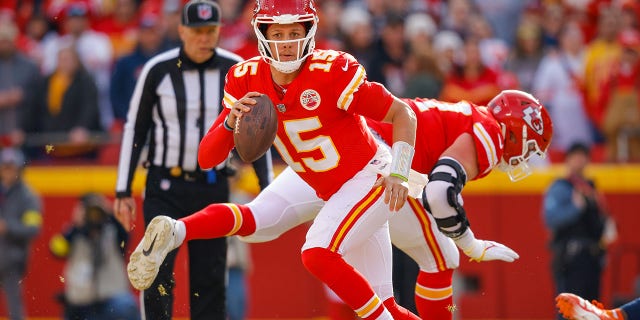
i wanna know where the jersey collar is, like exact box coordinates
[178,46,219,70]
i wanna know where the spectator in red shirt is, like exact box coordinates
[439,36,501,106]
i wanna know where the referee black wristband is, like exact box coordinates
[223,116,234,132]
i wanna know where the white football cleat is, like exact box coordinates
[127,216,179,290]
[556,293,614,320]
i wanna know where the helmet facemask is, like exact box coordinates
[253,15,317,73]
[497,123,547,181]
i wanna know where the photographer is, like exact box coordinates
[543,143,617,313]
[49,193,139,320]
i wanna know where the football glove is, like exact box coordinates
[454,229,520,262]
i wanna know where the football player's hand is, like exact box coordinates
[228,91,262,130]
[375,175,409,212]
[461,238,520,263]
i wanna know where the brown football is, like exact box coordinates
[233,94,278,162]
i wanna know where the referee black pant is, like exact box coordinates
[142,167,229,320]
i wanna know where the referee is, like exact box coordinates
[113,1,272,319]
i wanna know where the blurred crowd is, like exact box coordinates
[0,0,640,163]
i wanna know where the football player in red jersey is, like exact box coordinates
[366,90,553,319]
[228,90,552,320]
[224,90,552,320]
[126,0,419,318]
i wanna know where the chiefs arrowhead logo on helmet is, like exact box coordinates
[522,105,544,135]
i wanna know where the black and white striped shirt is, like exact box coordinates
[115,47,271,197]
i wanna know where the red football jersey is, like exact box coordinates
[367,98,504,180]
[222,50,395,199]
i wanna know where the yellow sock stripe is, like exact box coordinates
[415,284,453,301]
[408,198,447,271]
[329,186,383,252]
[355,295,381,318]
[225,204,243,236]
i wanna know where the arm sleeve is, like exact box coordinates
[543,180,582,229]
[115,62,158,197]
[198,107,236,170]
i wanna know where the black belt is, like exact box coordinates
[149,166,214,183]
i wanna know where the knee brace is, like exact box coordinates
[424,158,470,238]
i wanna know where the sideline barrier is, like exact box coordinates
[2,164,638,319]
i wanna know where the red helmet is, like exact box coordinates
[252,0,318,73]
[488,90,553,181]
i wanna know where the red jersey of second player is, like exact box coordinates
[367,98,504,180]
[223,50,395,199]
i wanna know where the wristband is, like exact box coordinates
[223,115,234,132]
[390,141,414,182]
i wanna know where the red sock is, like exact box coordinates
[180,203,256,241]
[301,248,386,319]
[383,297,421,320]
[415,269,454,320]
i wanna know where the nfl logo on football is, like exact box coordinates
[198,4,212,19]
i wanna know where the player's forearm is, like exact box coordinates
[198,121,235,170]
[388,98,416,182]
[390,98,416,146]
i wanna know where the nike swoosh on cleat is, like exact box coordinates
[142,234,158,256]
[342,61,348,71]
